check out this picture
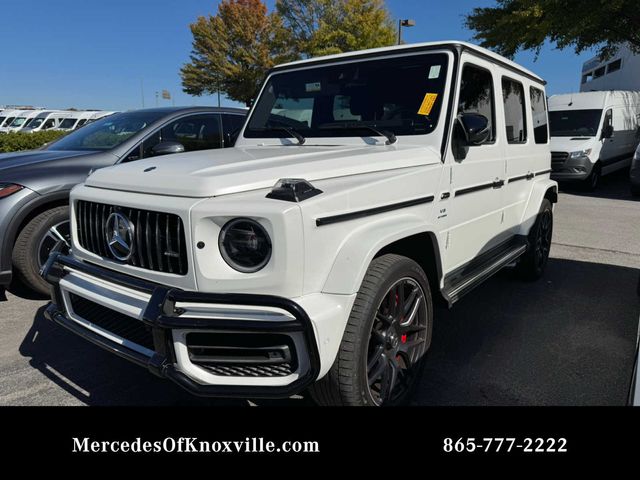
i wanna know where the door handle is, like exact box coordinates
[526,172,534,180]
[492,179,505,189]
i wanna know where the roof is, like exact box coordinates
[126,106,247,115]
[274,40,545,84]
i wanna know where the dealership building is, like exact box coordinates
[580,44,640,91]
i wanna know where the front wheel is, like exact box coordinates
[584,162,601,191]
[310,254,433,406]
[12,206,70,295]
[516,199,553,280]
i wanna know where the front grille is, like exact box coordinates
[551,151,569,171]
[69,293,155,351]
[186,332,297,377]
[76,200,188,275]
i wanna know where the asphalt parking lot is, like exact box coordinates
[1,170,638,406]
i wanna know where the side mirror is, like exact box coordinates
[150,141,185,156]
[601,124,614,139]
[457,113,491,145]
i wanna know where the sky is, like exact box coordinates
[0,0,598,111]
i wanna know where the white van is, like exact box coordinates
[20,111,68,133]
[549,91,640,189]
[6,110,43,132]
[56,111,100,131]
[0,109,29,132]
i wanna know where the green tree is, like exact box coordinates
[277,0,396,57]
[465,0,640,59]
[181,0,294,106]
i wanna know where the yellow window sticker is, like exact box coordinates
[418,93,438,116]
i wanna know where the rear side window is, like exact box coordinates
[530,87,548,144]
[502,78,527,144]
[458,64,496,142]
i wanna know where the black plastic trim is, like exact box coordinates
[508,174,528,183]
[42,252,321,399]
[315,196,434,227]
[535,169,552,176]
[455,181,494,197]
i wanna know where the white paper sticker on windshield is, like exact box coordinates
[305,82,321,92]
[428,65,441,79]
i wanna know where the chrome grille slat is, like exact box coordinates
[75,200,187,275]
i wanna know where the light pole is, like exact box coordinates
[397,19,415,45]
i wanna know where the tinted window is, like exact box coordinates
[245,53,449,139]
[607,59,622,73]
[222,113,247,147]
[76,119,88,128]
[127,114,223,161]
[27,118,44,129]
[502,78,527,144]
[458,64,496,142]
[59,118,77,129]
[549,109,603,137]
[47,111,166,151]
[530,87,548,144]
[42,119,56,130]
[0,117,5,125]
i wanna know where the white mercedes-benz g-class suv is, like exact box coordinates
[43,41,557,406]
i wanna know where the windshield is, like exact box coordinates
[245,52,449,140]
[25,117,45,129]
[47,111,167,151]
[59,118,77,129]
[10,117,27,127]
[549,109,603,137]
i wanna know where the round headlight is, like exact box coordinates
[219,218,272,273]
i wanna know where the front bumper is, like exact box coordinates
[42,252,321,399]
[551,154,594,182]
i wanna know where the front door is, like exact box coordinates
[444,57,505,273]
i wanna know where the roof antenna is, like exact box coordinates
[568,92,573,107]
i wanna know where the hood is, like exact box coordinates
[549,136,597,153]
[85,144,441,197]
[0,149,92,172]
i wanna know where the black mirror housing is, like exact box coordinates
[457,113,491,145]
[151,141,185,156]
[601,124,614,139]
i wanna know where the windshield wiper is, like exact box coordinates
[319,122,397,145]
[257,125,306,145]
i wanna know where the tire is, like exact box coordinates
[12,206,70,296]
[310,254,433,406]
[584,162,601,191]
[516,199,553,281]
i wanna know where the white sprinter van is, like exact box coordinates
[549,91,640,189]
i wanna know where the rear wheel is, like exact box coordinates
[12,206,70,295]
[516,199,553,280]
[310,254,432,406]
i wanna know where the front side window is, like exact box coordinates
[27,118,45,129]
[42,119,56,130]
[458,64,496,142]
[245,53,450,140]
[59,118,77,129]
[530,87,548,144]
[502,78,527,144]
[126,114,223,161]
[549,109,603,137]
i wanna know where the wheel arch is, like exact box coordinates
[321,214,444,298]
[517,179,558,236]
[1,191,70,274]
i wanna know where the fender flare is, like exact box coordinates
[321,213,443,295]
[0,190,70,276]
[517,178,558,236]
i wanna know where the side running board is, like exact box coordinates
[442,236,528,306]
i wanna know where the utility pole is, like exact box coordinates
[155,91,159,107]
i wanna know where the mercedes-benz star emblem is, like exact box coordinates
[105,212,135,261]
